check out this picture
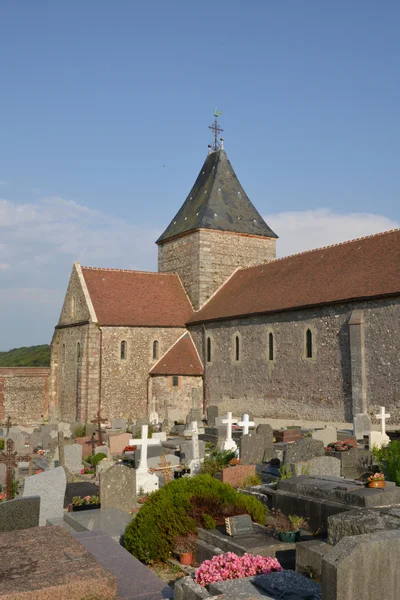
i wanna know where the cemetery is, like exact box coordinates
[1,405,400,599]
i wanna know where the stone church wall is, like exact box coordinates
[58,263,92,326]
[0,368,50,425]
[189,297,400,424]
[150,375,203,422]
[158,229,276,310]
[100,326,186,420]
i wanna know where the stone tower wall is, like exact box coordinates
[158,229,276,309]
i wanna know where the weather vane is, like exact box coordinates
[208,108,223,151]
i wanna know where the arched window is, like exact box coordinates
[152,340,159,360]
[120,340,127,360]
[306,329,313,359]
[206,337,212,363]
[235,335,240,362]
[268,332,274,361]
[71,296,76,319]
[77,342,81,361]
[62,344,66,364]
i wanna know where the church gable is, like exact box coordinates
[149,333,204,376]
[58,262,97,326]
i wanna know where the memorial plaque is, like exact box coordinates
[225,514,253,536]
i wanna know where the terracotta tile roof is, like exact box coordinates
[188,229,400,324]
[81,267,193,327]
[150,333,204,375]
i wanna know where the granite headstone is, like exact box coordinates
[22,466,66,525]
[100,464,136,512]
[0,496,40,532]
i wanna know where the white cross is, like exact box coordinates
[129,425,161,474]
[238,413,255,435]
[222,412,238,451]
[184,421,199,461]
[376,406,391,437]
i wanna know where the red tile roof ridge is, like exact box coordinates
[151,331,189,367]
[81,266,178,276]
[243,228,400,272]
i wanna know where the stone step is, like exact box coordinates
[74,530,173,600]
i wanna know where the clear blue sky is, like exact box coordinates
[1,1,400,350]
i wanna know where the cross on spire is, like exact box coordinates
[208,109,223,151]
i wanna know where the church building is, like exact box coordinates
[50,123,400,425]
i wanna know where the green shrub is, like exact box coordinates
[124,474,266,563]
[279,465,292,480]
[0,439,4,450]
[202,513,216,529]
[242,474,262,488]
[199,449,237,476]
[74,425,86,438]
[87,453,108,468]
[372,440,400,486]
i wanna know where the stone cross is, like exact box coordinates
[376,406,391,437]
[0,439,30,500]
[89,433,97,457]
[149,452,174,484]
[222,412,238,451]
[184,421,200,461]
[5,416,13,435]
[129,425,161,474]
[90,408,107,446]
[238,413,255,435]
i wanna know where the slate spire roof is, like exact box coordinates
[157,149,278,243]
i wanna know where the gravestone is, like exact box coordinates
[129,425,161,493]
[290,456,341,477]
[0,496,40,532]
[100,464,136,512]
[220,412,238,451]
[256,423,274,462]
[85,423,96,436]
[225,514,253,536]
[0,464,6,486]
[180,440,205,463]
[207,405,219,426]
[328,507,400,545]
[22,466,66,525]
[186,409,202,424]
[161,418,173,433]
[95,444,110,457]
[312,427,337,446]
[6,428,26,453]
[283,438,325,465]
[152,431,167,441]
[136,417,149,427]
[96,458,114,484]
[109,433,131,455]
[354,412,371,440]
[111,417,127,431]
[322,530,400,600]
[274,428,302,443]
[239,432,265,465]
[54,443,82,472]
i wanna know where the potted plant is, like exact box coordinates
[367,472,386,488]
[267,509,307,543]
[72,495,101,511]
[173,533,196,565]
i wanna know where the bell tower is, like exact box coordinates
[157,114,278,310]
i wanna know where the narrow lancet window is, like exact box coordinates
[120,340,127,360]
[206,337,212,363]
[306,329,313,359]
[268,332,274,361]
[77,342,81,361]
[153,340,159,360]
[235,335,240,362]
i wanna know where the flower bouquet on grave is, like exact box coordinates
[228,458,242,466]
[194,552,282,586]
[266,509,308,543]
[72,495,101,511]
[367,472,386,489]
[0,493,7,502]
[123,445,137,453]
[325,441,352,453]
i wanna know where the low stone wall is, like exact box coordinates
[0,367,50,425]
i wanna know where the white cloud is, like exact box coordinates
[0,180,8,186]
[265,209,399,258]
[0,263,9,271]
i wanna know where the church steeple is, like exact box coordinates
[157,118,278,309]
[157,147,277,244]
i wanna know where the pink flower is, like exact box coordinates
[194,552,282,586]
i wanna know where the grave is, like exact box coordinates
[54,443,83,473]
[321,530,400,600]
[274,428,301,443]
[111,417,127,430]
[22,466,66,525]
[353,412,372,440]
[290,455,341,477]
[207,405,219,426]
[283,438,325,465]
[182,420,203,472]
[0,496,40,531]
[326,446,372,479]
[64,482,99,508]
[220,412,238,451]
[256,423,274,462]
[239,431,266,465]
[129,424,161,493]
[64,507,132,542]
[238,413,255,435]
[100,464,136,513]
[0,526,116,600]
[270,475,400,531]
[109,433,131,454]
[327,506,400,545]
[312,427,337,446]
[95,444,110,457]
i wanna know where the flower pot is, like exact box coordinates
[368,480,386,489]
[278,530,300,543]
[179,552,193,565]
[72,503,101,512]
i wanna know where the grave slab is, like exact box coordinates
[328,507,400,545]
[283,438,325,465]
[65,507,131,541]
[22,465,66,526]
[109,433,131,454]
[0,496,40,532]
[0,526,116,600]
[290,456,341,477]
[311,427,337,446]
